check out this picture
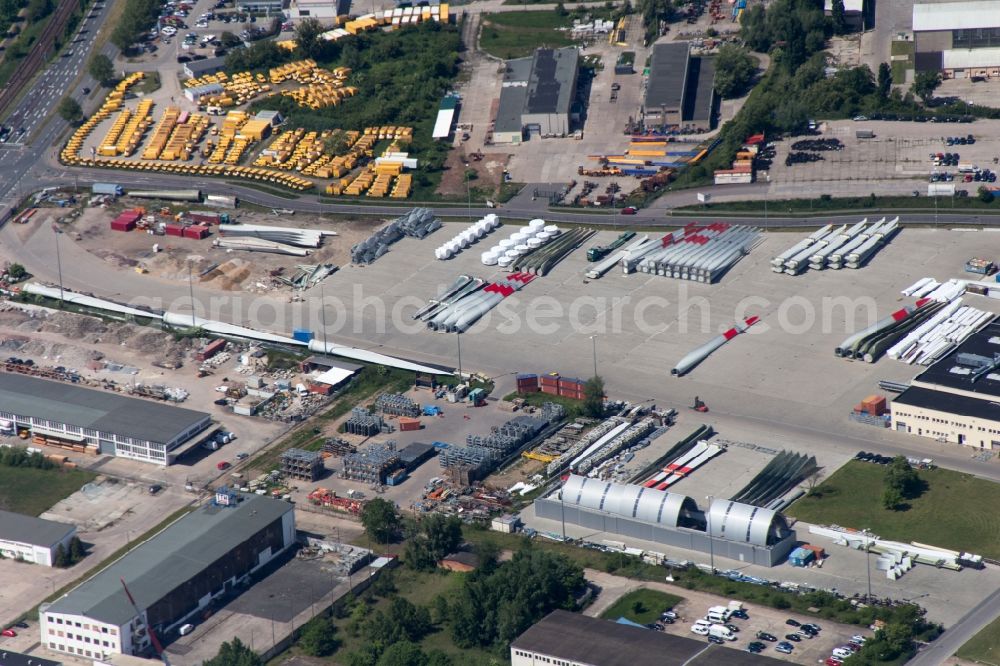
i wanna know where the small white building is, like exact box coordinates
[287,0,350,19]
[183,82,224,104]
[491,514,521,534]
[0,509,76,566]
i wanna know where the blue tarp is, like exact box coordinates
[616,617,648,629]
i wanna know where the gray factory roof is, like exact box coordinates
[512,610,787,666]
[46,494,291,626]
[645,41,690,111]
[503,56,533,84]
[684,56,716,123]
[524,47,578,115]
[0,510,75,548]
[912,319,1000,400]
[495,85,528,134]
[0,374,210,444]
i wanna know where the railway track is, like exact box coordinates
[0,0,80,118]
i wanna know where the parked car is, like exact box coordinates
[730,609,749,620]
[148,484,162,495]
[851,635,868,644]
[825,658,843,666]
[620,206,638,215]
[784,633,802,642]
[785,619,801,627]
[236,452,249,460]
[724,623,740,633]
[1,629,16,637]
[802,623,821,633]
[747,641,765,653]
[757,631,777,642]
[775,642,794,654]
[661,610,678,620]
[707,635,724,644]
[13,622,28,629]
[691,625,709,636]
[217,461,231,470]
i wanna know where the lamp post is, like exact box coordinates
[706,495,715,573]
[863,528,872,600]
[590,335,598,378]
[53,224,64,305]
[456,331,463,380]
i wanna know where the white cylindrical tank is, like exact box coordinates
[544,225,560,234]
[535,231,552,242]
[499,239,514,249]
[498,256,512,267]
[529,218,545,229]
[514,244,529,253]
[527,238,543,249]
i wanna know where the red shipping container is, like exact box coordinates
[196,338,226,362]
[541,384,559,395]
[110,219,135,232]
[398,417,421,431]
[184,224,209,240]
[164,223,185,237]
[189,212,220,225]
[308,383,333,395]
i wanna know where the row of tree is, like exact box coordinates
[0,446,56,469]
[110,0,160,52]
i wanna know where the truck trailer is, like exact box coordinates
[92,183,124,196]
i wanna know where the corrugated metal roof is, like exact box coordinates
[495,85,527,134]
[913,1,1000,31]
[432,107,456,139]
[0,509,75,548]
[47,495,292,626]
[0,374,210,445]
[524,47,578,115]
[645,42,690,111]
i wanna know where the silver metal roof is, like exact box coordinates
[561,474,695,528]
[0,509,75,548]
[46,494,292,626]
[707,499,787,547]
[0,374,210,445]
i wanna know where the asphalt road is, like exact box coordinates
[0,0,118,209]
[909,587,1000,665]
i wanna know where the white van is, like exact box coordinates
[690,624,709,636]
[832,648,854,659]
[706,606,731,623]
[179,624,195,636]
[709,624,737,641]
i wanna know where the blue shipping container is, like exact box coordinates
[293,328,314,343]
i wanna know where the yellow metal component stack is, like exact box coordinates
[116,99,154,156]
[141,106,180,160]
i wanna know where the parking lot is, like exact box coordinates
[765,118,1000,198]
[585,569,868,664]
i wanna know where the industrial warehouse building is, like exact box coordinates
[642,42,717,128]
[913,1,1000,77]
[511,610,786,666]
[535,475,796,566]
[0,374,212,466]
[287,0,351,19]
[0,509,76,566]
[494,47,580,144]
[891,319,1000,448]
[39,492,295,659]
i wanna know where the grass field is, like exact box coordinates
[600,589,683,625]
[0,465,96,515]
[787,461,1000,559]
[480,11,575,59]
[957,614,1000,664]
[503,389,586,418]
[890,40,914,83]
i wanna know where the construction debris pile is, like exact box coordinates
[351,208,441,264]
[374,392,421,417]
[342,441,401,484]
[436,214,501,260]
[418,273,534,333]
[126,383,189,402]
[278,264,338,289]
[344,407,385,436]
[307,488,364,515]
[772,217,900,275]
[439,403,565,479]
[622,223,760,283]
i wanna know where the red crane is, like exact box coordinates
[120,578,170,666]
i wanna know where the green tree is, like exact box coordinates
[68,536,84,563]
[361,498,401,545]
[25,0,52,22]
[554,1,567,16]
[6,263,26,280]
[57,97,83,124]
[89,54,115,87]
[911,70,942,104]
[713,44,757,99]
[221,31,242,48]
[295,17,325,59]
[582,376,605,418]
[323,129,352,155]
[53,543,68,567]
[979,186,995,203]
[882,484,904,511]
[299,615,339,657]
[830,0,846,34]
[885,455,920,499]
[376,642,427,666]
[877,62,892,98]
[204,638,262,666]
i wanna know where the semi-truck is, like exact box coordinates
[92,183,124,196]
[587,231,636,261]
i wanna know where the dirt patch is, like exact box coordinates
[438,149,507,197]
